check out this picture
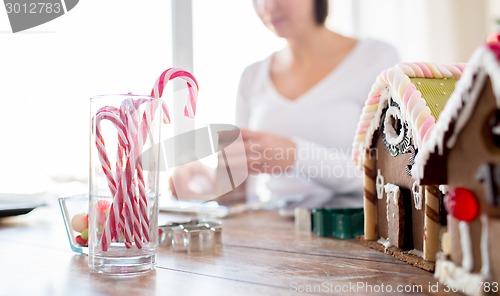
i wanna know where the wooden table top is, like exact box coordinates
[0,200,459,296]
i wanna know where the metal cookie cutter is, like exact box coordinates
[159,219,222,253]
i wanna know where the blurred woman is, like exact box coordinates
[236,0,399,207]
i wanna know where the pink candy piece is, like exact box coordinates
[403,84,416,106]
[415,63,433,78]
[71,213,88,233]
[419,116,435,141]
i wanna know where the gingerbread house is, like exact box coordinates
[352,62,465,271]
[414,43,500,295]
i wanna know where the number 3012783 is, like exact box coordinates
[5,2,62,14]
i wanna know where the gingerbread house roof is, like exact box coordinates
[413,44,500,181]
[352,62,465,167]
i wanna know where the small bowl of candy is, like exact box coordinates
[58,195,90,254]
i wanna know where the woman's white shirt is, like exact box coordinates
[236,38,400,205]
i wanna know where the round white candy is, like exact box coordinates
[71,213,88,233]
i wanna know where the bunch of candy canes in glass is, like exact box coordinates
[92,68,198,252]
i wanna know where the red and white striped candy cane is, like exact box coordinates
[99,99,151,251]
[101,175,133,251]
[97,68,199,251]
[125,68,199,244]
[95,109,128,196]
[121,158,142,249]
[121,99,152,245]
[122,99,147,247]
[151,67,199,120]
[119,167,134,248]
[94,109,131,250]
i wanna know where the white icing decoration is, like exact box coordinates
[459,221,474,272]
[434,258,488,296]
[376,169,385,199]
[377,237,392,250]
[384,183,400,204]
[438,185,448,195]
[492,125,500,135]
[408,249,424,258]
[412,182,422,210]
[447,69,487,148]
[383,106,405,146]
[384,183,400,223]
[480,214,490,278]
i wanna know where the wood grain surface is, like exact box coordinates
[0,201,462,296]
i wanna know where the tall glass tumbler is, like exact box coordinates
[89,94,162,274]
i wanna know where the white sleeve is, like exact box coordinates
[291,137,363,195]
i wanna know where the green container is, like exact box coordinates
[311,208,364,239]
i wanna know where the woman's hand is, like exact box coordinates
[169,128,296,198]
[168,161,215,199]
[240,128,296,174]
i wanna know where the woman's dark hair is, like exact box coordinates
[314,0,328,25]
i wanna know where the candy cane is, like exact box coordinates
[94,110,130,251]
[133,67,199,239]
[122,99,147,247]
[119,167,134,248]
[99,106,145,251]
[100,103,153,249]
[95,109,128,210]
[100,98,156,250]
[151,67,199,119]
[101,175,132,251]
[134,99,171,242]
[96,68,199,252]
[122,99,152,244]
[95,110,128,196]
[123,158,143,248]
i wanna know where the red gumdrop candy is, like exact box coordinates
[487,32,500,44]
[488,43,500,62]
[445,187,479,222]
[75,235,88,247]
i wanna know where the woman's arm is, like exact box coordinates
[240,128,362,195]
[291,136,363,195]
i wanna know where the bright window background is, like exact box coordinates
[191,0,284,127]
[0,1,172,195]
[191,0,355,127]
